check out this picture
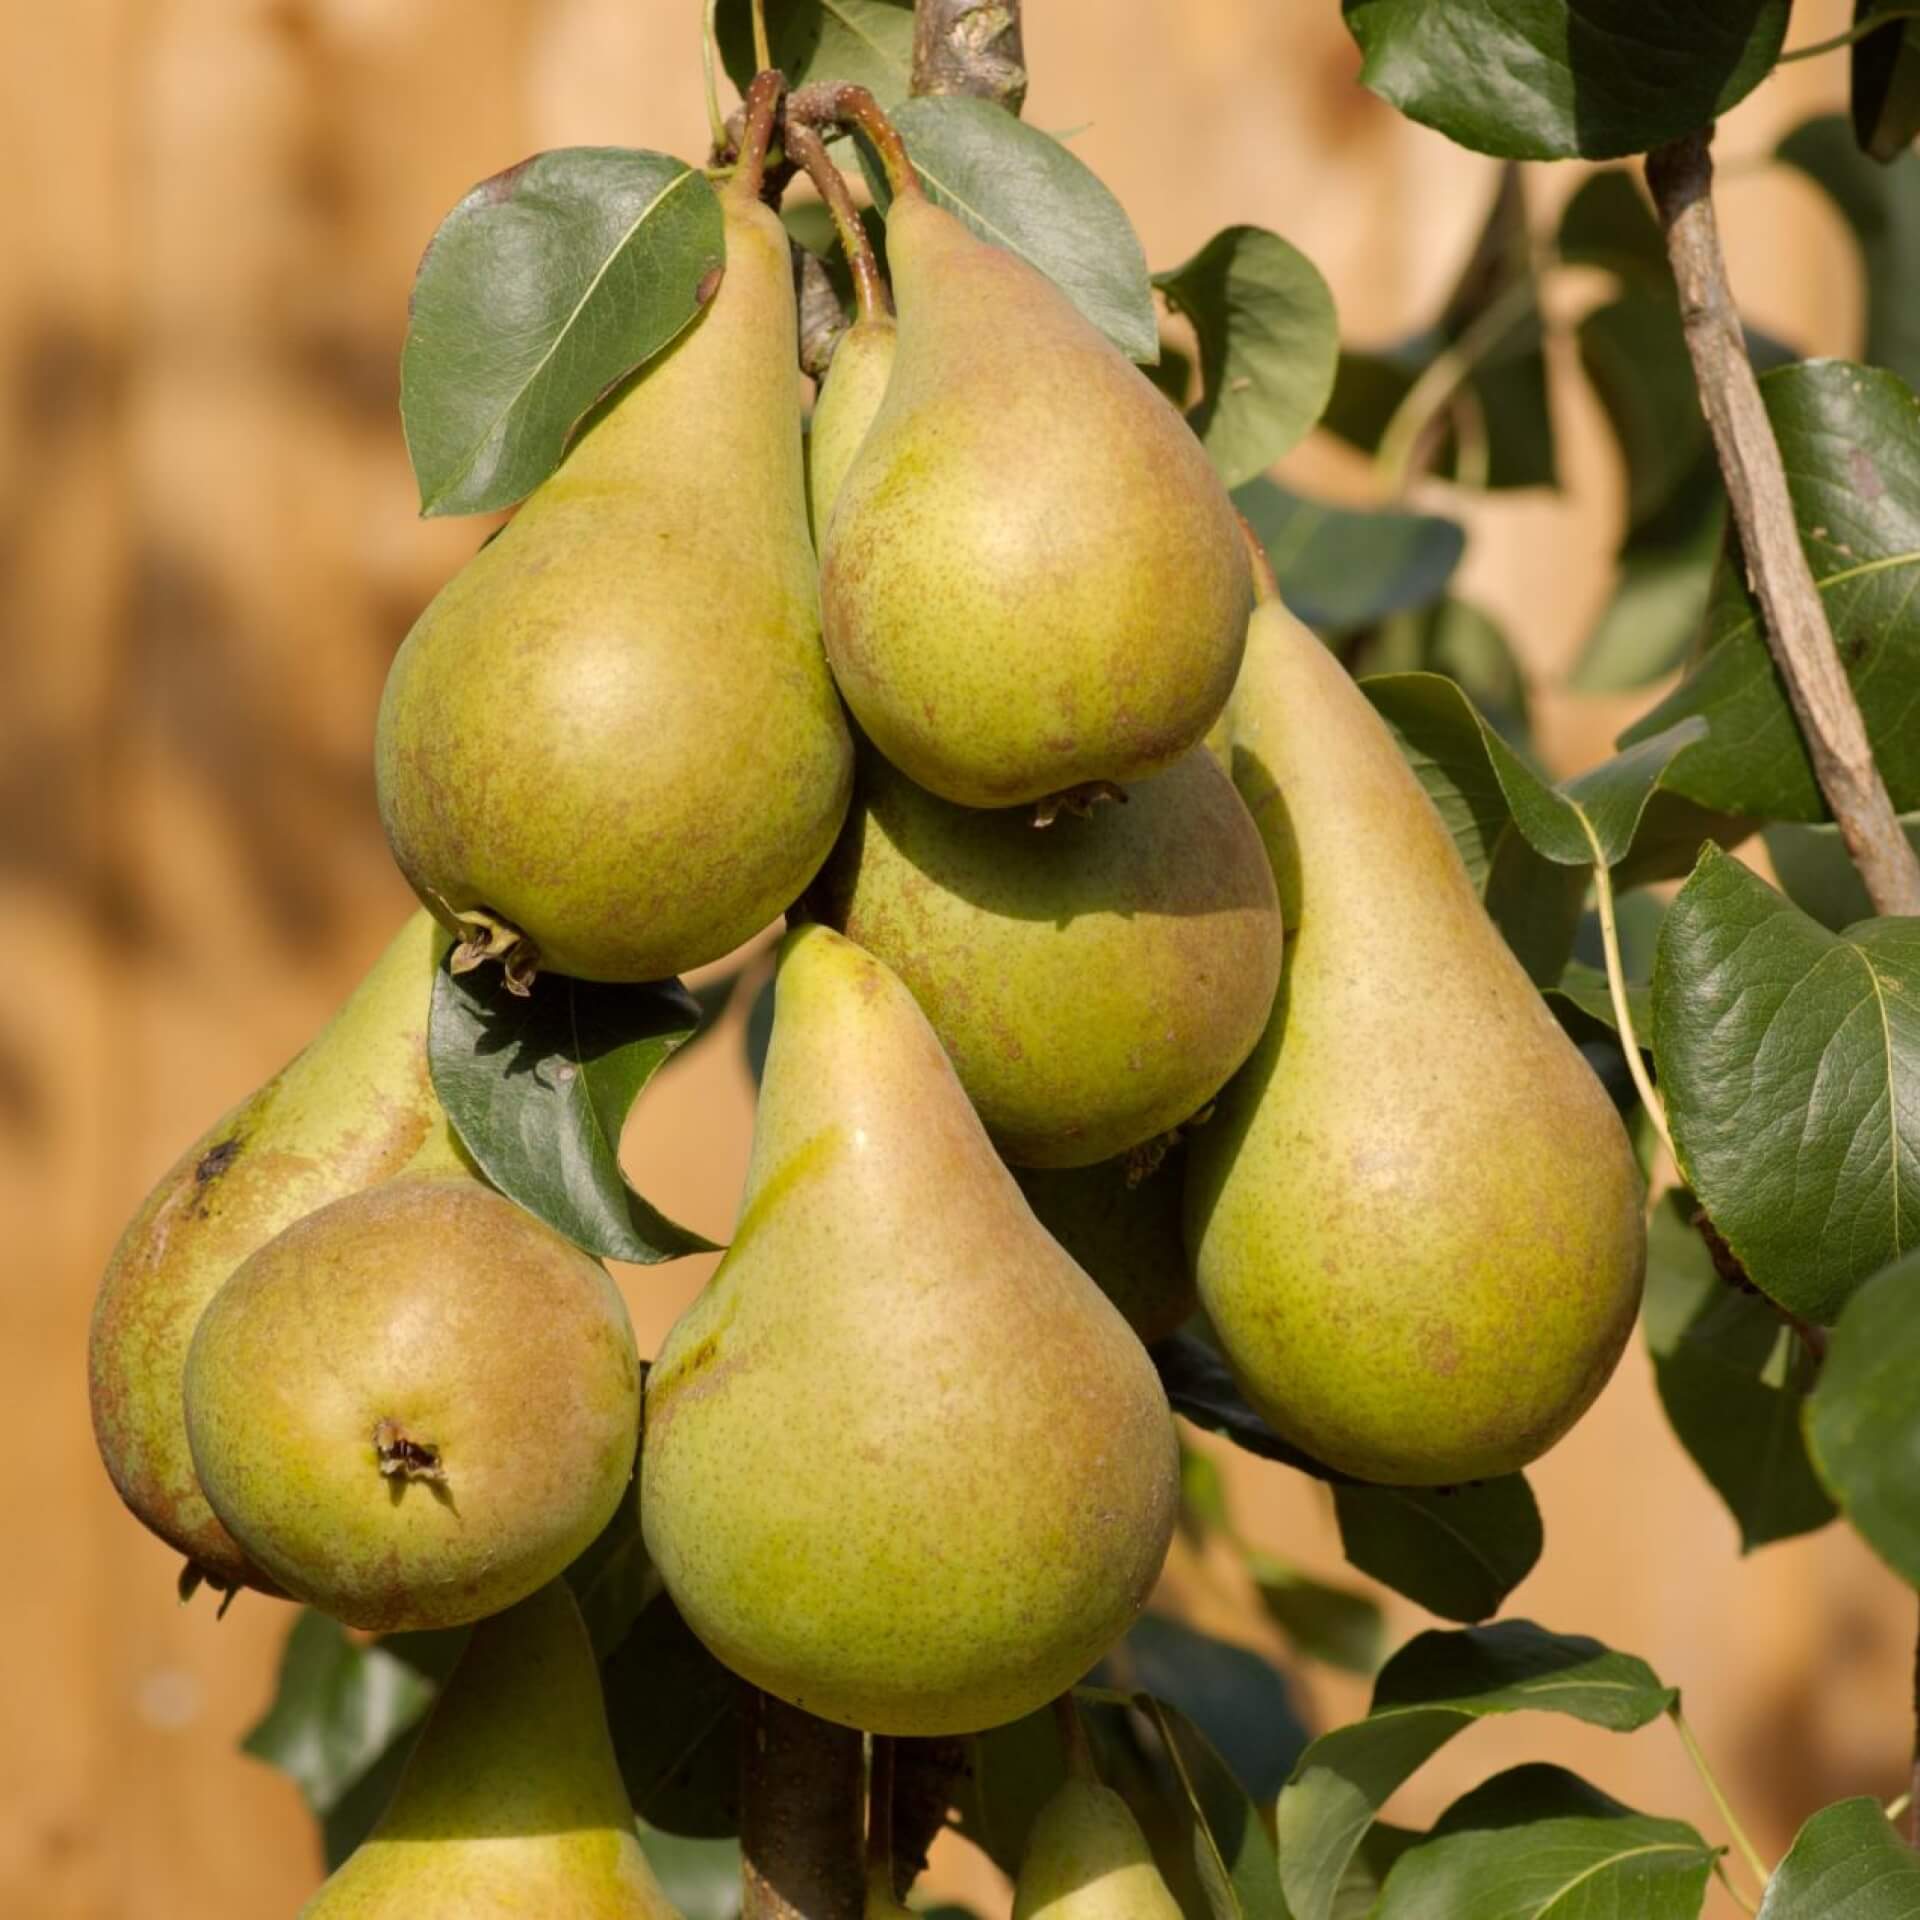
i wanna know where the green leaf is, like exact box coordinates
[639,1830,743,1920]
[1779,118,1920,390]
[1758,1796,1920,1917]
[1234,477,1465,633]
[1155,227,1340,486]
[1763,816,1920,930]
[1808,1246,1920,1587]
[1341,0,1791,162]
[1277,1622,1677,1920]
[1179,1442,1234,1540]
[243,1610,466,1816]
[1541,958,1652,1053]
[1107,1613,1309,1804]
[716,0,914,105]
[1332,1826,1423,1920]
[1248,1554,1385,1675]
[1651,846,1920,1324]
[871,98,1157,361]
[1852,7,1920,165]
[1643,1191,1836,1551]
[1375,1764,1716,1917]
[564,1473,658,1658]
[429,959,716,1264]
[1579,289,1709,534]
[1624,361,1920,819]
[1556,169,1670,286]
[1351,600,1530,747]
[1331,1481,1543,1625]
[402,151,723,516]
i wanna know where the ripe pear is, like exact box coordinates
[818,186,1249,809]
[89,910,466,1594]
[1013,1779,1183,1920]
[809,313,896,540]
[376,166,852,986]
[304,1580,678,1918]
[1015,1146,1195,1346]
[1185,590,1645,1485]
[185,1175,640,1629]
[816,748,1281,1167]
[640,925,1178,1735]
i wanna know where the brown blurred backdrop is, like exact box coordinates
[3,3,1906,1915]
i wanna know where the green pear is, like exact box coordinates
[809,313,896,540]
[640,925,1178,1735]
[816,747,1281,1167]
[1015,1145,1195,1346]
[304,1580,678,1918]
[1013,1778,1182,1920]
[376,165,852,986]
[1185,591,1645,1485]
[88,910,465,1594]
[185,1175,640,1629]
[818,186,1249,809]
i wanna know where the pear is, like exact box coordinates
[88,910,465,1594]
[1013,1778,1182,1920]
[1015,1146,1195,1346]
[185,1175,640,1629]
[818,185,1249,809]
[816,747,1281,1167]
[1185,586,1645,1485]
[304,1580,678,1918]
[375,162,852,986]
[640,925,1178,1735]
[809,313,896,540]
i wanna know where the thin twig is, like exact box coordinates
[1777,6,1920,63]
[1669,1703,1771,1898]
[910,0,1027,108]
[1646,129,1920,918]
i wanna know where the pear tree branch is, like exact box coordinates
[911,0,1027,108]
[740,1688,866,1920]
[1645,127,1920,919]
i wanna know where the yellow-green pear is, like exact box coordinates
[88,910,466,1594]
[1013,1778,1182,1920]
[809,313,896,540]
[376,160,852,986]
[1015,1146,1196,1346]
[818,182,1249,809]
[816,748,1281,1167]
[185,1176,640,1629]
[1185,587,1645,1485]
[303,1580,678,1918]
[640,925,1179,1735]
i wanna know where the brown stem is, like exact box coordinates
[911,0,1027,110]
[888,1739,967,1899]
[788,83,920,203]
[1053,1690,1097,1783]
[740,1687,865,1920]
[783,118,890,324]
[732,69,789,202]
[1645,128,1920,918]
[1236,515,1279,606]
[867,1736,896,1882]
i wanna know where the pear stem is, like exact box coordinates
[1053,1691,1099,1784]
[784,119,891,325]
[750,0,772,73]
[1235,515,1280,606]
[789,84,920,204]
[732,69,788,203]
[1583,832,1674,1164]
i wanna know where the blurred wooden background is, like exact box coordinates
[2,3,1906,1915]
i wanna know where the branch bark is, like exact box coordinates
[739,1688,865,1920]
[1645,127,1920,919]
[911,0,1027,108]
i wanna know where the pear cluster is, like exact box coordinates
[88,76,1646,1918]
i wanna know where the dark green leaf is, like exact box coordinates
[1155,227,1340,486]
[402,151,722,516]
[1652,846,1920,1324]
[1277,1623,1676,1920]
[1234,477,1465,633]
[1178,1442,1234,1541]
[639,1829,744,1920]
[1808,1246,1920,1587]
[429,959,716,1263]
[716,0,915,105]
[1779,118,1920,388]
[1248,1554,1385,1675]
[1852,7,1920,164]
[1556,169,1669,286]
[1643,1191,1835,1550]
[1332,1480,1543,1624]
[1763,816,1920,930]
[1154,1332,1341,1479]
[870,98,1157,360]
[1541,958,1651,1045]
[320,1728,421,1869]
[1375,1764,1715,1917]
[1623,361,1920,818]
[1351,600,1530,746]
[1342,0,1791,162]
[1144,341,1195,407]
[1579,288,1708,532]
[1758,1796,1920,1917]
[1332,1825,1422,1920]
[743,974,776,1089]
[565,1468,658,1658]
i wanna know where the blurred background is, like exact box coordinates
[4,2,1910,1914]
